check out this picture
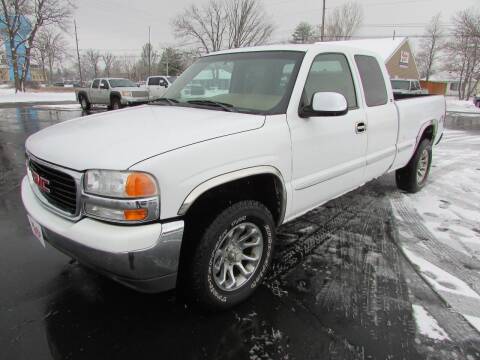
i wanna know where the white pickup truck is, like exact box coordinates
[22,44,444,309]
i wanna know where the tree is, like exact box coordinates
[139,42,158,78]
[444,8,480,100]
[84,49,101,78]
[225,0,274,49]
[323,1,363,41]
[33,27,67,84]
[0,0,73,91]
[416,13,443,81]
[102,52,116,77]
[159,47,185,76]
[172,0,273,53]
[291,22,316,44]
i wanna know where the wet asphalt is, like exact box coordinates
[1,106,480,360]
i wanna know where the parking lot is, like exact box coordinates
[1,106,480,360]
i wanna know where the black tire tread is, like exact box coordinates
[188,200,275,310]
[395,138,432,193]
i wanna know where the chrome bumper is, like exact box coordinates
[21,176,184,293]
[42,221,184,293]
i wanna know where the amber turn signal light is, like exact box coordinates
[124,208,148,221]
[125,173,157,197]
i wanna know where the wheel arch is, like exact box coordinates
[178,166,287,227]
[110,91,122,101]
[415,119,437,150]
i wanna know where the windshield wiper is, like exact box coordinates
[151,97,180,106]
[186,100,236,112]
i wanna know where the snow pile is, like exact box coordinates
[412,304,451,341]
[446,98,480,114]
[0,88,76,104]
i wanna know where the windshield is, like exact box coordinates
[161,51,305,114]
[167,76,177,83]
[391,80,410,90]
[109,79,137,88]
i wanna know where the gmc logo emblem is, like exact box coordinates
[31,170,50,193]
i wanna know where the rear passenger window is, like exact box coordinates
[303,53,357,109]
[354,55,388,107]
[92,79,100,88]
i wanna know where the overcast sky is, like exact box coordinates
[73,0,478,55]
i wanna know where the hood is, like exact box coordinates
[26,105,265,170]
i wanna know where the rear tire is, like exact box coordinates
[186,200,276,310]
[79,95,90,111]
[395,138,432,193]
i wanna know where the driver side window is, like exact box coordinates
[303,53,357,109]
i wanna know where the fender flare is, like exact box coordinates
[110,91,122,102]
[414,119,437,152]
[177,166,287,226]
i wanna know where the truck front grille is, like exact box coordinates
[29,159,77,215]
[132,91,149,98]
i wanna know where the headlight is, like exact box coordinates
[83,170,159,223]
[121,91,132,97]
[85,170,157,198]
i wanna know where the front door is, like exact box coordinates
[288,52,368,218]
[98,79,110,104]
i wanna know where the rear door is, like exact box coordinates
[288,52,368,217]
[354,55,398,181]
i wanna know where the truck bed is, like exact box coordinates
[391,94,445,170]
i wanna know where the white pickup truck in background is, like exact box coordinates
[146,75,177,100]
[22,43,444,309]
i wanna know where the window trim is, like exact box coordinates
[354,54,389,108]
[299,52,359,114]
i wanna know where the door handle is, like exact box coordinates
[355,122,367,134]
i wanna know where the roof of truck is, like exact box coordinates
[208,40,396,59]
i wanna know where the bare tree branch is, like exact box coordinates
[323,1,363,41]
[172,0,273,53]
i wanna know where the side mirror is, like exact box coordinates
[100,83,109,90]
[300,92,348,117]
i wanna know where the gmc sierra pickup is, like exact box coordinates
[22,43,445,309]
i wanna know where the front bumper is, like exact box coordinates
[121,96,149,105]
[21,176,184,293]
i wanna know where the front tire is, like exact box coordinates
[396,138,432,193]
[110,97,122,110]
[188,200,276,310]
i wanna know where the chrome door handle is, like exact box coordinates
[355,122,367,134]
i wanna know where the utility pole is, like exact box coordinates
[320,0,326,41]
[165,50,169,76]
[74,20,83,84]
[148,26,151,77]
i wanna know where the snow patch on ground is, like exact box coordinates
[446,99,480,114]
[403,248,480,299]
[0,88,76,103]
[33,104,81,110]
[464,315,480,333]
[412,304,451,341]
